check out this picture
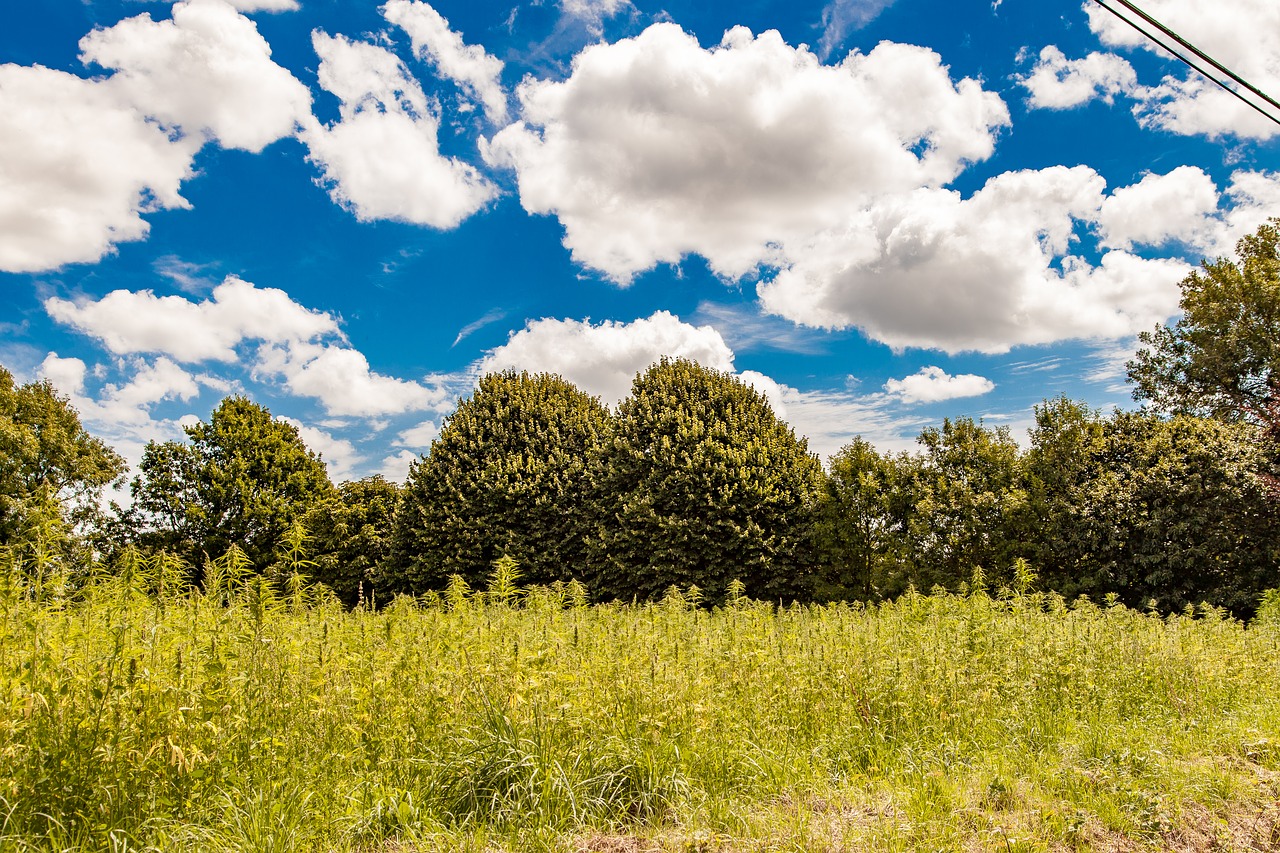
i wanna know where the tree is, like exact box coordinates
[0,365,125,551]
[908,417,1027,592]
[305,476,400,606]
[1021,396,1109,597]
[1129,217,1280,444]
[126,396,334,570]
[1076,412,1280,614]
[389,371,612,592]
[814,438,917,601]
[590,358,824,603]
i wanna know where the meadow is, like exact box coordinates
[2,559,1279,852]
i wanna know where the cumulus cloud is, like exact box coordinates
[38,353,88,396]
[484,23,1009,282]
[1083,0,1280,139]
[258,342,449,417]
[226,0,299,11]
[1096,165,1220,250]
[395,420,440,449]
[79,0,311,152]
[754,165,1277,353]
[1019,46,1138,109]
[884,366,995,404]
[0,65,198,273]
[377,449,420,482]
[45,276,338,362]
[302,31,497,228]
[479,311,736,403]
[46,276,447,419]
[382,0,508,124]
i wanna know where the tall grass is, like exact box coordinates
[1,559,1278,851]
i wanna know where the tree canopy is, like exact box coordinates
[589,358,823,603]
[0,366,124,550]
[1129,217,1280,443]
[389,371,613,591]
[127,396,334,570]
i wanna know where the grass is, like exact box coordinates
[1,560,1278,851]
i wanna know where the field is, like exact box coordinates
[2,568,1279,852]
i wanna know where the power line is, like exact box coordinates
[1088,0,1280,130]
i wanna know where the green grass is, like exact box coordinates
[1,567,1278,851]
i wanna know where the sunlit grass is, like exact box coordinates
[2,561,1278,851]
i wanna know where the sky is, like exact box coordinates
[2,0,1279,485]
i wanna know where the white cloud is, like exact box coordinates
[280,417,361,482]
[226,0,299,11]
[757,166,1199,353]
[479,311,736,403]
[46,276,448,420]
[1019,45,1138,109]
[560,0,630,33]
[38,353,88,396]
[79,0,311,152]
[45,276,339,362]
[484,23,1009,282]
[395,419,440,449]
[1084,0,1280,139]
[259,342,449,417]
[0,64,198,273]
[1096,165,1220,250]
[382,0,508,124]
[302,32,497,228]
[884,366,995,404]
[377,449,420,482]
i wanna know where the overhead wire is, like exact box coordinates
[1087,0,1280,130]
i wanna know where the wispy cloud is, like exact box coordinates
[452,308,507,347]
[692,301,827,355]
[818,0,897,60]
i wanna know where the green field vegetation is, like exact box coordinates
[3,558,1279,852]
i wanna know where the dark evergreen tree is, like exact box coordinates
[389,371,612,591]
[589,358,823,603]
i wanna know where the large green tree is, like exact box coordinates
[907,418,1027,592]
[1075,412,1279,614]
[389,371,612,592]
[814,438,917,601]
[305,476,400,606]
[126,396,334,570]
[1129,217,1280,443]
[0,366,125,552]
[589,358,824,603]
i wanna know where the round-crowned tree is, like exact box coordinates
[589,358,824,604]
[126,396,334,570]
[389,371,612,592]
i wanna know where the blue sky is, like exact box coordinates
[2,0,1278,483]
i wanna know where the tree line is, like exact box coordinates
[4,221,1279,615]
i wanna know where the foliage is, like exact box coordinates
[125,396,334,572]
[389,371,612,591]
[304,476,400,607]
[906,417,1027,592]
[1129,217,1280,443]
[813,437,916,600]
[2,575,1278,852]
[1077,412,1280,614]
[589,358,824,603]
[0,365,125,554]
